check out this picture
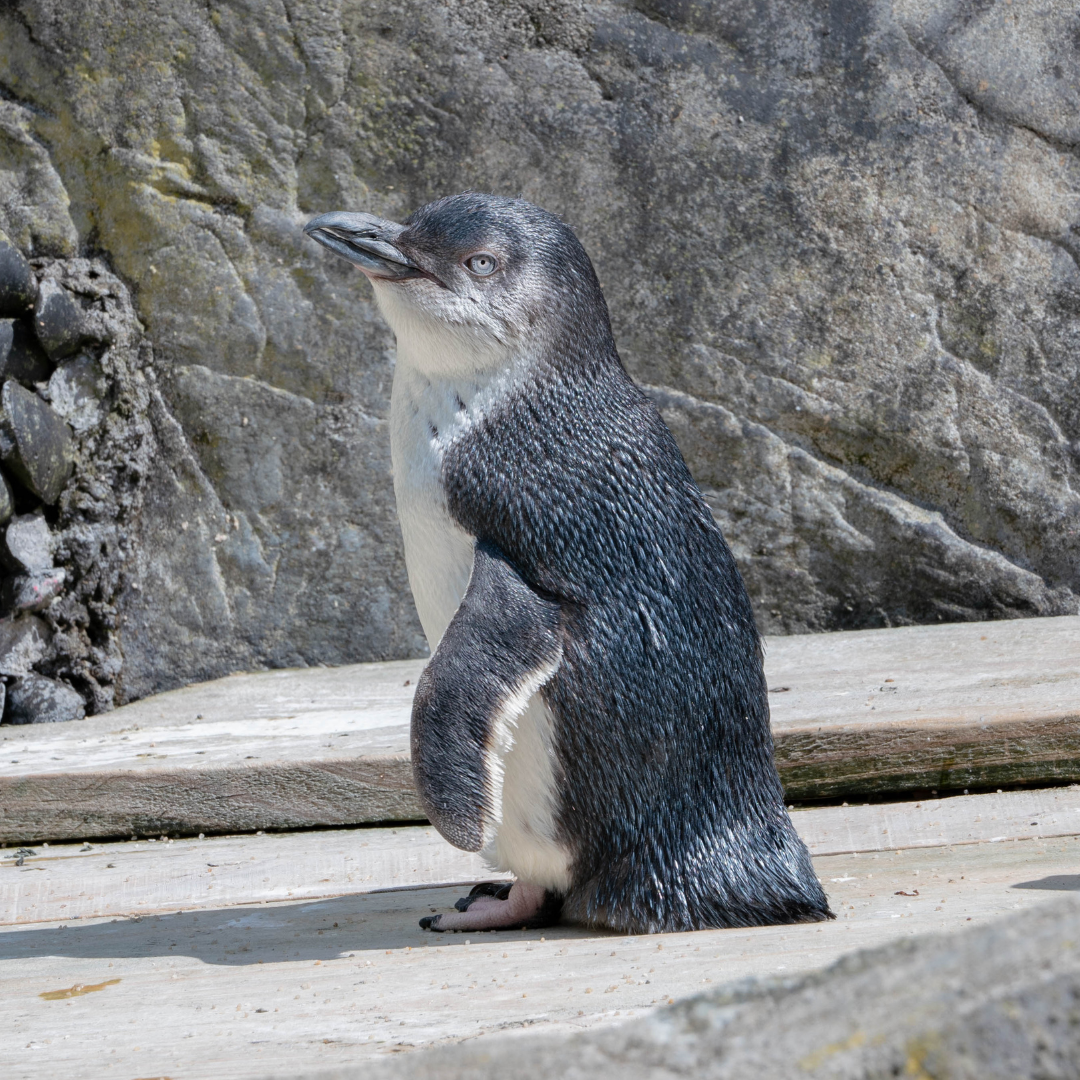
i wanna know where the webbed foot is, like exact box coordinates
[420,881,562,932]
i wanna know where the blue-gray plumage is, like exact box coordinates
[304,193,832,933]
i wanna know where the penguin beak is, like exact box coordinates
[303,211,422,280]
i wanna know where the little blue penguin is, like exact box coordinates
[304,194,833,933]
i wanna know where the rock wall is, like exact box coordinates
[0,0,1076,706]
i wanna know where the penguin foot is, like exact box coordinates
[420,881,561,932]
[453,881,513,911]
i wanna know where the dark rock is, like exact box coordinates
[0,259,153,716]
[1,568,64,612]
[0,380,74,503]
[2,320,53,386]
[33,278,98,361]
[3,673,84,724]
[1,512,53,573]
[0,614,51,675]
[0,234,36,317]
[0,320,11,368]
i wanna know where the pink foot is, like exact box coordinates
[420,882,561,932]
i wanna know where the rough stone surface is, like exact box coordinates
[31,259,158,713]
[2,671,84,724]
[0,613,50,676]
[0,567,64,613]
[46,355,105,435]
[300,896,1080,1080]
[3,319,51,386]
[0,0,1075,701]
[32,277,99,361]
[0,471,12,528]
[0,232,35,315]
[0,379,72,503]
[1,511,53,573]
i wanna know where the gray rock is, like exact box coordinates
[33,278,99,361]
[1,567,64,613]
[2,672,84,724]
[314,896,1080,1080]
[1,512,53,573]
[0,467,11,528]
[0,614,51,675]
[0,380,74,504]
[0,103,78,257]
[0,0,1075,706]
[46,354,104,434]
[3,320,53,387]
[0,232,36,316]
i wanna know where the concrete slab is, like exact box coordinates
[2,615,1079,842]
[4,787,1080,926]
[1,835,1077,1080]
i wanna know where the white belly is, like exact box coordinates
[388,351,570,890]
[483,694,571,889]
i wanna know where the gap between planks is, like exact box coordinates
[2,615,1079,842]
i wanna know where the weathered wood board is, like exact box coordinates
[2,817,1079,1080]
[4,787,1078,926]
[0,661,425,843]
[1,617,1078,842]
[768,614,1080,797]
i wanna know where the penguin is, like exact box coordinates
[304,194,833,933]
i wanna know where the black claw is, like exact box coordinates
[419,914,444,931]
[455,881,513,911]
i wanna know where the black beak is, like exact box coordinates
[303,211,422,280]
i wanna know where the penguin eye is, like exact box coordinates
[464,252,498,277]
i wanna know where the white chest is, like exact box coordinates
[383,295,531,648]
[380,291,569,887]
[389,366,480,648]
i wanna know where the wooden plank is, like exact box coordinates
[4,788,1077,926]
[0,825,503,926]
[0,660,426,843]
[769,615,1080,798]
[2,828,1079,1080]
[1,617,1078,842]
[794,785,1080,855]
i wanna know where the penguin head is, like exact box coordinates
[304,193,612,370]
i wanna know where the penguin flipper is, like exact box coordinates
[411,540,563,853]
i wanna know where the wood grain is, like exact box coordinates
[5,786,1078,926]
[1,617,1078,842]
[768,615,1080,798]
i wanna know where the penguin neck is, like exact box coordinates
[373,279,515,379]
[382,294,542,417]
[384,301,540,650]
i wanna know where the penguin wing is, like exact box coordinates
[411,540,563,852]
